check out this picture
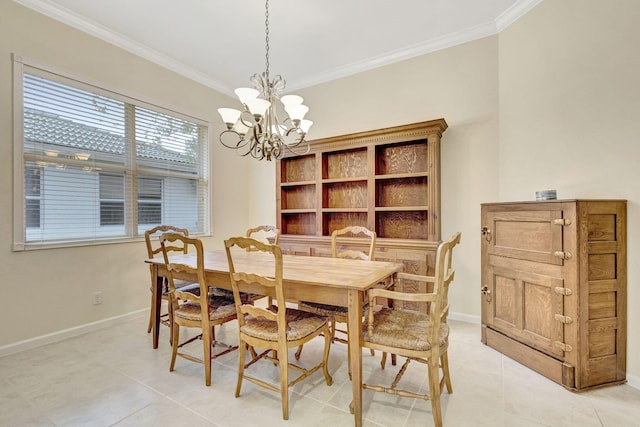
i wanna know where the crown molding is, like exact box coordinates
[287,20,499,92]
[495,0,543,32]
[14,0,233,95]
[290,0,544,91]
[15,0,543,95]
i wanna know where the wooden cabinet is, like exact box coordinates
[276,119,447,275]
[480,200,627,391]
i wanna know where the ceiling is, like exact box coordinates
[17,0,541,96]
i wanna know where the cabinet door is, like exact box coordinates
[484,262,566,359]
[481,204,571,360]
[484,208,565,265]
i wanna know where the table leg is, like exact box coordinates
[152,265,162,349]
[347,289,363,427]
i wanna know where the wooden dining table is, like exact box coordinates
[146,248,402,427]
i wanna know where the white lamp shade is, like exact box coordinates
[285,104,309,121]
[280,94,303,106]
[233,121,250,135]
[300,119,313,133]
[246,98,271,117]
[235,87,259,104]
[218,108,241,125]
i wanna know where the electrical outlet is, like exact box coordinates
[92,291,103,305]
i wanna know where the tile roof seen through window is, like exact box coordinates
[24,108,194,165]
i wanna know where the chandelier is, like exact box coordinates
[217,0,312,161]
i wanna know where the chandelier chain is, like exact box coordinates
[264,0,270,79]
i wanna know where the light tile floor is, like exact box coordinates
[1,314,639,427]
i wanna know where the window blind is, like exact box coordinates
[15,59,209,249]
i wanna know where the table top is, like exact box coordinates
[147,249,403,291]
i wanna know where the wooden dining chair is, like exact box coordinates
[296,225,376,360]
[360,232,461,427]
[160,232,238,386]
[245,224,281,247]
[224,236,333,420]
[246,225,280,305]
[145,225,200,338]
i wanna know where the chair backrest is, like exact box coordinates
[367,232,461,332]
[434,232,462,323]
[145,225,189,258]
[224,237,286,333]
[159,232,208,311]
[245,225,281,251]
[331,225,376,261]
[245,225,280,251]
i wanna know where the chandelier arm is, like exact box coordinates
[242,134,261,158]
[238,110,255,128]
[219,130,247,149]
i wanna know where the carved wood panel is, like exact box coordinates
[376,141,428,174]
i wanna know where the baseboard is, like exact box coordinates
[449,311,481,324]
[0,309,147,358]
[626,373,640,390]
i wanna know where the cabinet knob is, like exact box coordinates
[481,285,492,302]
[481,226,492,242]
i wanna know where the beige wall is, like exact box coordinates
[2,0,638,383]
[0,1,253,346]
[498,0,640,378]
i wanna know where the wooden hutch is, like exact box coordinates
[276,119,447,276]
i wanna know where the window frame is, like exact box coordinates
[12,54,211,251]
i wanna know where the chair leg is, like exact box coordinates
[428,356,443,427]
[279,342,289,420]
[203,326,212,387]
[322,326,333,386]
[170,323,180,372]
[147,292,154,333]
[236,340,246,397]
[168,303,174,345]
[346,328,352,380]
[441,352,453,393]
[295,314,335,360]
[329,318,337,342]
[294,345,303,360]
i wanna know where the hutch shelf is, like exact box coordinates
[276,119,447,275]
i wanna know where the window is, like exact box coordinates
[137,176,162,225]
[99,172,125,226]
[13,55,210,250]
[25,165,41,228]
